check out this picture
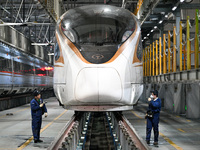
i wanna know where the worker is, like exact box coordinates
[30,90,48,143]
[146,90,161,146]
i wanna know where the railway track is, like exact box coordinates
[48,112,149,150]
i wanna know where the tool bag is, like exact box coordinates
[145,110,153,119]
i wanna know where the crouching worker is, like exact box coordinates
[145,90,161,146]
[30,90,48,143]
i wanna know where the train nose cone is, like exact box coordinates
[75,68,122,103]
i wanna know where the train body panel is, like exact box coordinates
[54,5,143,111]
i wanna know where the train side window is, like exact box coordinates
[13,61,21,73]
[0,57,12,72]
[23,63,34,75]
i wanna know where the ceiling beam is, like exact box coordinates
[180,3,200,9]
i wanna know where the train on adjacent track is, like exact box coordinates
[54,5,143,111]
[0,42,53,96]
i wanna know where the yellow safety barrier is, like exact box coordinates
[187,16,191,70]
[143,11,199,77]
[159,37,162,74]
[156,40,158,75]
[150,44,152,76]
[143,49,145,76]
[173,26,176,72]
[153,42,155,76]
[168,31,171,73]
[180,21,183,71]
[163,34,167,74]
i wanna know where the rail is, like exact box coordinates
[48,112,149,150]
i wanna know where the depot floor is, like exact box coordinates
[124,102,200,150]
[0,97,200,150]
[0,97,74,150]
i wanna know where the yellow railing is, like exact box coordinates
[143,10,200,76]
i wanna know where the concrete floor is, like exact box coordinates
[0,97,74,150]
[123,102,200,150]
[1,97,200,150]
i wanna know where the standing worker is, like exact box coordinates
[30,90,48,143]
[146,90,161,146]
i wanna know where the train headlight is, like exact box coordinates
[63,30,75,43]
[61,25,75,43]
[121,31,132,43]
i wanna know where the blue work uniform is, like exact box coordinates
[146,98,161,142]
[30,99,47,141]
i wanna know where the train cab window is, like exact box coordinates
[60,5,136,64]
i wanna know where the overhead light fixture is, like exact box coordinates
[151,29,154,32]
[154,26,157,29]
[151,18,158,21]
[172,6,177,11]
[48,53,54,55]
[165,14,168,18]
[147,34,150,36]
[180,0,184,2]
[144,37,147,39]
[159,20,163,24]
[142,40,144,42]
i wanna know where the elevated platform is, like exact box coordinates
[124,102,200,150]
[0,97,74,150]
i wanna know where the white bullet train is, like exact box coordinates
[54,5,143,111]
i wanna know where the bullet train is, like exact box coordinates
[54,5,143,111]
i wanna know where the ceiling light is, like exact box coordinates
[147,34,150,36]
[172,6,177,11]
[151,29,154,32]
[159,20,163,24]
[151,18,158,21]
[48,53,54,55]
[142,40,144,42]
[165,14,168,18]
[144,37,147,39]
[154,26,157,29]
[180,0,184,2]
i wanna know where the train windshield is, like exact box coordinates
[60,5,136,45]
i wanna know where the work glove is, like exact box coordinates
[44,112,48,117]
[40,103,44,107]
